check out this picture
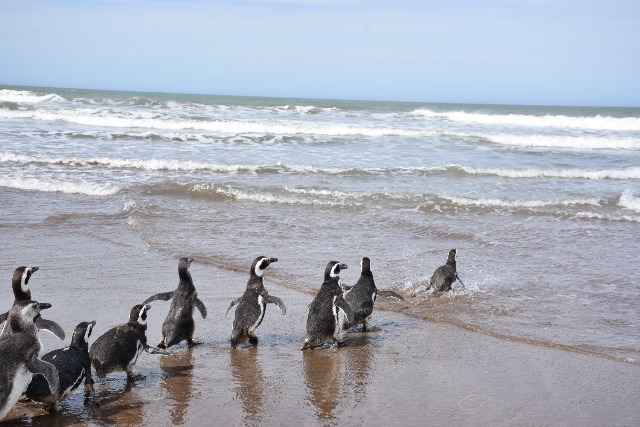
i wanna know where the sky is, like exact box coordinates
[0,0,639,107]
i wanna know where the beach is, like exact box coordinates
[0,86,639,425]
[1,211,638,426]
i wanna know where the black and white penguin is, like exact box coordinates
[143,257,207,348]
[26,321,96,411]
[426,249,465,292]
[303,261,354,350]
[225,256,286,348]
[0,266,65,340]
[0,301,59,420]
[89,304,169,381]
[343,257,404,331]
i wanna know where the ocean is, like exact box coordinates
[1,85,639,364]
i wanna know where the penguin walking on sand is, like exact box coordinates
[143,257,207,348]
[0,266,65,340]
[26,321,96,412]
[225,256,286,348]
[343,257,405,331]
[0,301,59,420]
[426,249,465,292]
[89,304,169,382]
[303,261,354,350]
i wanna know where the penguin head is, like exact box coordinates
[12,266,39,296]
[14,300,50,324]
[72,320,96,347]
[251,256,278,278]
[178,257,194,271]
[360,257,371,275]
[446,249,457,265]
[325,261,348,280]
[129,304,151,326]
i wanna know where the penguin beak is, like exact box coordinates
[37,302,52,310]
[269,258,279,264]
[340,263,348,270]
[144,304,151,311]
[31,266,40,273]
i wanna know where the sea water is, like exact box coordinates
[1,85,639,363]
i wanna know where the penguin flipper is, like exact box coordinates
[0,311,6,324]
[377,289,406,301]
[35,317,66,340]
[342,285,353,292]
[143,343,172,355]
[143,291,174,305]
[455,274,465,288]
[335,295,354,323]
[27,356,59,398]
[193,297,207,319]
[225,297,242,319]
[266,295,287,315]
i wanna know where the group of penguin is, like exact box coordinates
[0,249,462,420]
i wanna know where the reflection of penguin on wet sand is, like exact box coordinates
[226,256,286,348]
[0,301,59,420]
[0,266,65,340]
[303,261,353,350]
[426,249,465,292]
[26,321,96,411]
[90,304,169,382]
[143,257,207,349]
[343,257,404,331]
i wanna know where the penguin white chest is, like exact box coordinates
[332,296,343,339]
[249,295,265,334]
[128,340,144,368]
[4,365,32,416]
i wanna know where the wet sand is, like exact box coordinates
[1,219,639,426]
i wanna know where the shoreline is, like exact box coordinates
[1,217,639,426]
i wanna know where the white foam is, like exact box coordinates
[205,185,346,206]
[0,109,434,137]
[619,191,640,213]
[486,134,640,150]
[0,89,65,104]
[0,176,120,196]
[459,165,640,180]
[411,109,640,131]
[443,195,601,209]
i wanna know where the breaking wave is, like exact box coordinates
[0,175,120,196]
[411,109,640,131]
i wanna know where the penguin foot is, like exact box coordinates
[157,340,167,349]
[187,339,203,347]
[126,373,146,382]
[248,337,259,346]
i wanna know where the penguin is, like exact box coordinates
[225,256,286,348]
[343,257,404,331]
[426,249,465,292]
[303,261,354,350]
[25,321,96,412]
[0,301,59,420]
[0,266,65,340]
[89,304,169,381]
[143,257,207,348]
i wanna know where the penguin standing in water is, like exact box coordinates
[0,266,65,340]
[0,301,59,420]
[143,257,207,348]
[303,261,354,350]
[427,249,465,292]
[343,257,404,331]
[225,256,286,348]
[89,304,169,381]
[26,321,96,412]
